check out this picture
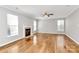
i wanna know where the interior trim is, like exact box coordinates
[65,34,79,45]
[0,33,35,47]
[38,32,65,34]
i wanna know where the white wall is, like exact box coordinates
[65,8,79,44]
[38,19,65,34]
[0,7,34,46]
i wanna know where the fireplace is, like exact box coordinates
[25,28,31,37]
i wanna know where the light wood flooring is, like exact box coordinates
[0,33,79,53]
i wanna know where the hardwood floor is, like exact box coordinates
[0,33,79,53]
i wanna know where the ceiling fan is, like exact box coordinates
[42,12,54,17]
[36,12,54,20]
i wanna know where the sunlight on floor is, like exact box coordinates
[33,35,37,45]
[56,35,65,52]
[8,45,19,53]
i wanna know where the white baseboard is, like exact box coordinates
[1,32,78,47]
[39,32,79,45]
[0,33,35,47]
[0,37,23,47]
[38,32,65,34]
[65,34,79,45]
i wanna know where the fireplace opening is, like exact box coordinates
[25,28,31,37]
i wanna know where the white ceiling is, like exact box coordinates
[0,5,79,19]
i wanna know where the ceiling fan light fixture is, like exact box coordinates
[42,12,54,17]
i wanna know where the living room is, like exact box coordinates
[0,5,79,53]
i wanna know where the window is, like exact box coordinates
[7,14,18,36]
[57,20,64,32]
[33,20,37,31]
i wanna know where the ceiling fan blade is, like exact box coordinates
[49,14,53,15]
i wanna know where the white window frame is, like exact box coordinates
[33,20,37,31]
[57,19,64,32]
[7,13,18,37]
